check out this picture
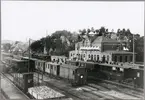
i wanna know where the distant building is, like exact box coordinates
[69,33,136,63]
[51,55,67,64]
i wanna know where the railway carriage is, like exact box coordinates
[124,65,144,88]
[45,62,60,76]
[21,57,36,72]
[60,64,87,86]
[35,60,46,73]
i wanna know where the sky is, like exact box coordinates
[1,1,144,42]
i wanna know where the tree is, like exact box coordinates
[87,28,91,34]
[80,29,86,35]
[3,43,12,52]
[122,28,126,33]
[30,40,44,53]
[91,27,95,33]
[106,29,108,33]
[117,29,121,33]
[99,27,106,36]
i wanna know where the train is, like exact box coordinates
[3,53,144,88]
[67,60,144,88]
[35,60,87,86]
[21,57,87,86]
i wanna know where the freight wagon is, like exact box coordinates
[60,64,87,86]
[13,73,34,93]
[21,57,36,72]
[35,60,46,73]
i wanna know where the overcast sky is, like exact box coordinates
[1,1,144,42]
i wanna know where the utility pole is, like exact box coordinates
[0,0,1,93]
[28,38,30,73]
[133,34,135,67]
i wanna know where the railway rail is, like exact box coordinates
[33,72,95,100]
[88,76,143,92]
[34,72,126,100]
[87,77,144,100]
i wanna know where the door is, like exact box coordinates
[102,55,105,63]
[57,65,60,76]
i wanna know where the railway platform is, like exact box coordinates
[0,74,30,100]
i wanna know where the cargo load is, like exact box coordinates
[28,86,65,99]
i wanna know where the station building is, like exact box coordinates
[69,33,136,64]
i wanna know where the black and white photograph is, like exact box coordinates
[0,1,144,100]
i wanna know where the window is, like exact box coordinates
[114,56,117,62]
[48,64,49,69]
[73,71,75,75]
[97,55,99,61]
[130,56,132,62]
[94,55,96,60]
[137,72,140,77]
[120,56,122,62]
[107,55,109,61]
[89,54,90,58]
[125,56,128,62]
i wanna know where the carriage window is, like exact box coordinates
[116,67,120,71]
[48,64,49,69]
[137,72,140,77]
[73,71,75,75]
[112,67,116,70]
[130,56,133,62]
[120,68,124,72]
[114,56,117,62]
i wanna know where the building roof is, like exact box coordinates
[104,50,137,54]
[46,62,59,66]
[99,63,143,70]
[11,58,27,62]
[22,57,38,61]
[51,55,67,57]
[60,64,79,69]
[92,36,120,44]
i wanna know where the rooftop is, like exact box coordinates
[104,50,137,54]
[60,64,79,69]
[46,62,59,66]
[99,63,143,70]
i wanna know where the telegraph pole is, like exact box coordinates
[28,38,30,73]
[133,34,135,67]
[0,0,1,93]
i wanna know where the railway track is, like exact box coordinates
[88,76,143,92]
[34,72,131,100]
[87,79,143,100]
[34,72,117,100]
[33,73,84,100]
